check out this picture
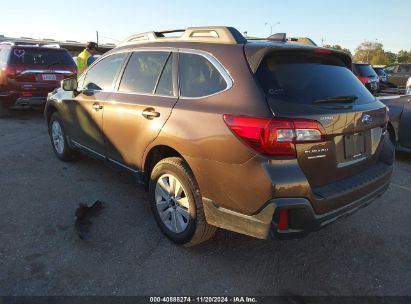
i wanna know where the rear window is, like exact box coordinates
[256,51,374,105]
[373,68,386,76]
[9,48,75,66]
[353,64,378,77]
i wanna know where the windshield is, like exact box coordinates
[256,51,375,105]
[9,48,75,66]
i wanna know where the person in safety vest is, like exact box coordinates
[76,42,98,77]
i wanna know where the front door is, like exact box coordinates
[65,53,128,155]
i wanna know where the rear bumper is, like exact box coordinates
[14,97,47,107]
[203,161,393,240]
[271,176,390,239]
[0,91,49,107]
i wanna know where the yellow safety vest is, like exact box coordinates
[76,49,92,77]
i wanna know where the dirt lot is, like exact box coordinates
[0,110,410,296]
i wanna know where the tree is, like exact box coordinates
[384,52,397,64]
[397,50,411,63]
[323,44,352,56]
[353,41,384,63]
[369,51,391,65]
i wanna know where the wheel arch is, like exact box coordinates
[387,121,397,144]
[143,144,193,185]
[45,103,58,127]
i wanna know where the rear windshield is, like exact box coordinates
[9,48,75,66]
[256,51,374,105]
[373,68,386,76]
[353,64,378,77]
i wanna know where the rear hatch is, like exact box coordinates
[248,47,388,188]
[7,47,76,93]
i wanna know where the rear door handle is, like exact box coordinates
[92,103,103,111]
[142,108,160,119]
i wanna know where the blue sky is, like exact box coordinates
[1,0,410,52]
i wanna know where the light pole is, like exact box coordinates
[265,22,280,35]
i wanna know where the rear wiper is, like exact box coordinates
[313,95,358,104]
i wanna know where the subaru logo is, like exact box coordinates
[362,114,373,125]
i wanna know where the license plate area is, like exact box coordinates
[41,74,57,81]
[344,132,365,160]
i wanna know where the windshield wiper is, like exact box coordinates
[313,95,358,104]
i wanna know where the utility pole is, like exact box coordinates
[96,31,99,45]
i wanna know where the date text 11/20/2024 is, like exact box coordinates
[149,297,258,303]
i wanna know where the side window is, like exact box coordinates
[398,65,411,73]
[179,53,227,98]
[155,54,174,96]
[83,53,127,91]
[0,48,10,65]
[119,51,170,94]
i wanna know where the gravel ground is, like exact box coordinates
[0,110,410,296]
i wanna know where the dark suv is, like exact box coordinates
[352,63,380,94]
[0,43,77,115]
[45,27,394,246]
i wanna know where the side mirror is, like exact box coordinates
[62,78,78,91]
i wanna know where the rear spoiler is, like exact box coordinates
[244,45,352,74]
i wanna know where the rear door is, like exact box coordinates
[65,53,127,155]
[102,50,178,170]
[254,49,387,187]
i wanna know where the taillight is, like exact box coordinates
[223,115,326,157]
[314,48,333,54]
[358,76,370,84]
[1,66,16,79]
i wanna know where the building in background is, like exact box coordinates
[0,35,115,55]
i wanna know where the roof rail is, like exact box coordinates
[42,43,61,48]
[287,37,317,46]
[0,41,15,46]
[119,26,247,46]
[267,33,287,42]
[248,33,317,46]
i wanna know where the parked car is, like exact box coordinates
[0,43,77,115]
[378,94,411,153]
[406,76,411,95]
[384,63,411,93]
[45,26,394,246]
[352,63,380,94]
[373,66,388,90]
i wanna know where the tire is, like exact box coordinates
[0,102,11,118]
[149,157,217,247]
[48,112,75,161]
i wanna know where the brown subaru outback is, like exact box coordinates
[45,27,394,246]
